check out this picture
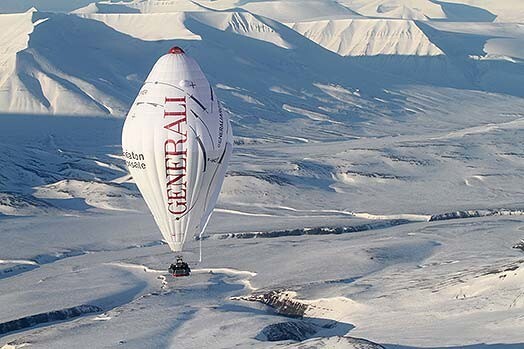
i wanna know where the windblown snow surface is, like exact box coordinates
[0,1,523,348]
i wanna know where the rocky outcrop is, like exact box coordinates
[256,321,319,341]
[429,208,524,221]
[513,240,524,251]
[207,219,411,240]
[0,304,102,336]
[235,290,308,318]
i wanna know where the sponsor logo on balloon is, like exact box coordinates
[123,150,146,169]
[164,97,188,216]
[217,104,224,149]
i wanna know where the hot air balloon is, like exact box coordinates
[122,47,233,276]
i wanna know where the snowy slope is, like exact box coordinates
[288,19,443,56]
[0,194,523,348]
[0,0,94,13]
[0,7,521,118]
[441,0,524,23]
[0,10,49,113]
[76,12,200,40]
[74,0,362,22]
[73,0,210,14]
[426,21,524,61]
[336,0,447,20]
[2,0,520,23]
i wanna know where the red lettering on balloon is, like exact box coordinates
[164,96,188,216]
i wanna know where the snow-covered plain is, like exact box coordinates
[0,0,523,348]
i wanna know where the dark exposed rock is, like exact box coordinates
[0,304,103,336]
[200,208,524,242]
[235,290,308,318]
[256,321,319,341]
[238,291,385,348]
[343,170,409,180]
[204,220,411,240]
[482,260,523,276]
[513,240,524,252]
[429,208,524,221]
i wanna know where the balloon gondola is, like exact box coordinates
[168,256,191,277]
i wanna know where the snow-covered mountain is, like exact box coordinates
[0,0,522,117]
[0,1,523,348]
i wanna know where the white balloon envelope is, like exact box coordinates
[122,47,233,253]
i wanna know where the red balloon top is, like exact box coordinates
[168,46,185,54]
